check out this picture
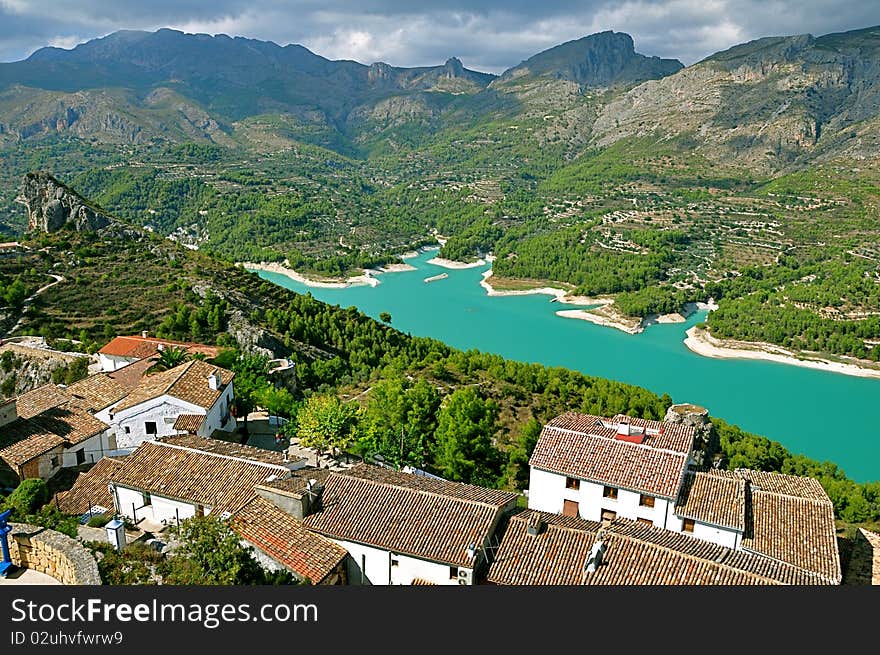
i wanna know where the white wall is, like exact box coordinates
[528,467,670,527]
[200,383,236,436]
[61,430,114,469]
[333,539,474,586]
[668,516,741,549]
[112,395,208,450]
[98,354,136,372]
[114,484,203,526]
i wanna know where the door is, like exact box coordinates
[562,499,579,517]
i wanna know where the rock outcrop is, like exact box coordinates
[18,172,111,233]
[665,403,716,465]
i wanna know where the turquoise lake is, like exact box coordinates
[252,250,880,483]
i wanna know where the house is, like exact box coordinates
[108,437,295,526]
[105,359,235,450]
[303,464,519,586]
[97,333,220,372]
[63,436,347,584]
[0,392,114,482]
[525,411,841,583]
[527,412,696,529]
[486,510,838,585]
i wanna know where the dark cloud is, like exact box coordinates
[1,1,879,71]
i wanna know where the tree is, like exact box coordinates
[505,418,543,490]
[361,377,439,467]
[432,387,500,485]
[3,478,49,516]
[227,351,272,437]
[162,515,291,585]
[379,312,392,323]
[295,394,361,456]
[152,345,189,371]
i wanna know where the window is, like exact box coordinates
[124,426,130,434]
[50,455,60,468]
[390,557,399,568]
[601,509,617,522]
[683,518,695,534]
[145,421,157,435]
[565,477,580,490]
[449,566,459,580]
[562,499,579,517]
[75,449,85,465]
[639,494,655,508]
[142,492,152,506]
[603,486,618,500]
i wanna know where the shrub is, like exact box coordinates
[3,479,49,516]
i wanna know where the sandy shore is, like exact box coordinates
[480,270,612,306]
[556,308,645,334]
[240,261,379,288]
[379,262,417,273]
[684,326,880,379]
[427,256,486,269]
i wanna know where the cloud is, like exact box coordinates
[0,0,878,71]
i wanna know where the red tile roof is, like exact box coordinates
[232,496,347,584]
[172,414,205,433]
[0,405,108,467]
[486,511,833,585]
[15,384,69,419]
[111,360,234,413]
[110,441,291,514]
[304,464,518,568]
[530,412,692,498]
[99,335,220,359]
[675,470,747,531]
[55,457,127,514]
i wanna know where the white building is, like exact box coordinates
[105,359,236,451]
[528,412,697,531]
[97,333,220,372]
[0,390,115,482]
[304,465,519,586]
[527,411,842,578]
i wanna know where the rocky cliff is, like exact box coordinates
[17,171,111,233]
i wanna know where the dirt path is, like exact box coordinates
[5,273,64,336]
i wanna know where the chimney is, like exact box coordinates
[0,398,17,427]
[255,478,324,520]
[615,420,645,444]
[141,330,149,339]
[207,372,221,390]
[526,512,545,537]
[583,538,607,576]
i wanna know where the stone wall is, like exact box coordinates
[7,523,101,585]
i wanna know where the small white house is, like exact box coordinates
[109,438,291,527]
[97,333,220,372]
[528,413,695,528]
[106,360,235,451]
[303,465,518,586]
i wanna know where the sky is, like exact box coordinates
[1,0,879,73]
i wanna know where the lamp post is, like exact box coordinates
[0,509,14,577]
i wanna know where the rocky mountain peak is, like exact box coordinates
[17,172,111,233]
[443,57,466,77]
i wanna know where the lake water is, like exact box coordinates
[251,251,880,483]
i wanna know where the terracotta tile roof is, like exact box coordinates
[65,375,128,413]
[55,457,127,514]
[157,435,285,465]
[736,469,829,501]
[232,496,347,584]
[343,463,519,506]
[112,360,234,413]
[0,406,108,467]
[530,412,691,498]
[304,464,518,568]
[742,489,840,584]
[28,405,109,446]
[609,414,697,452]
[106,357,157,390]
[256,468,331,493]
[15,384,69,419]
[110,441,291,514]
[172,414,205,433]
[486,511,832,585]
[99,335,220,359]
[675,470,747,531]
[411,578,437,585]
[0,421,63,466]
